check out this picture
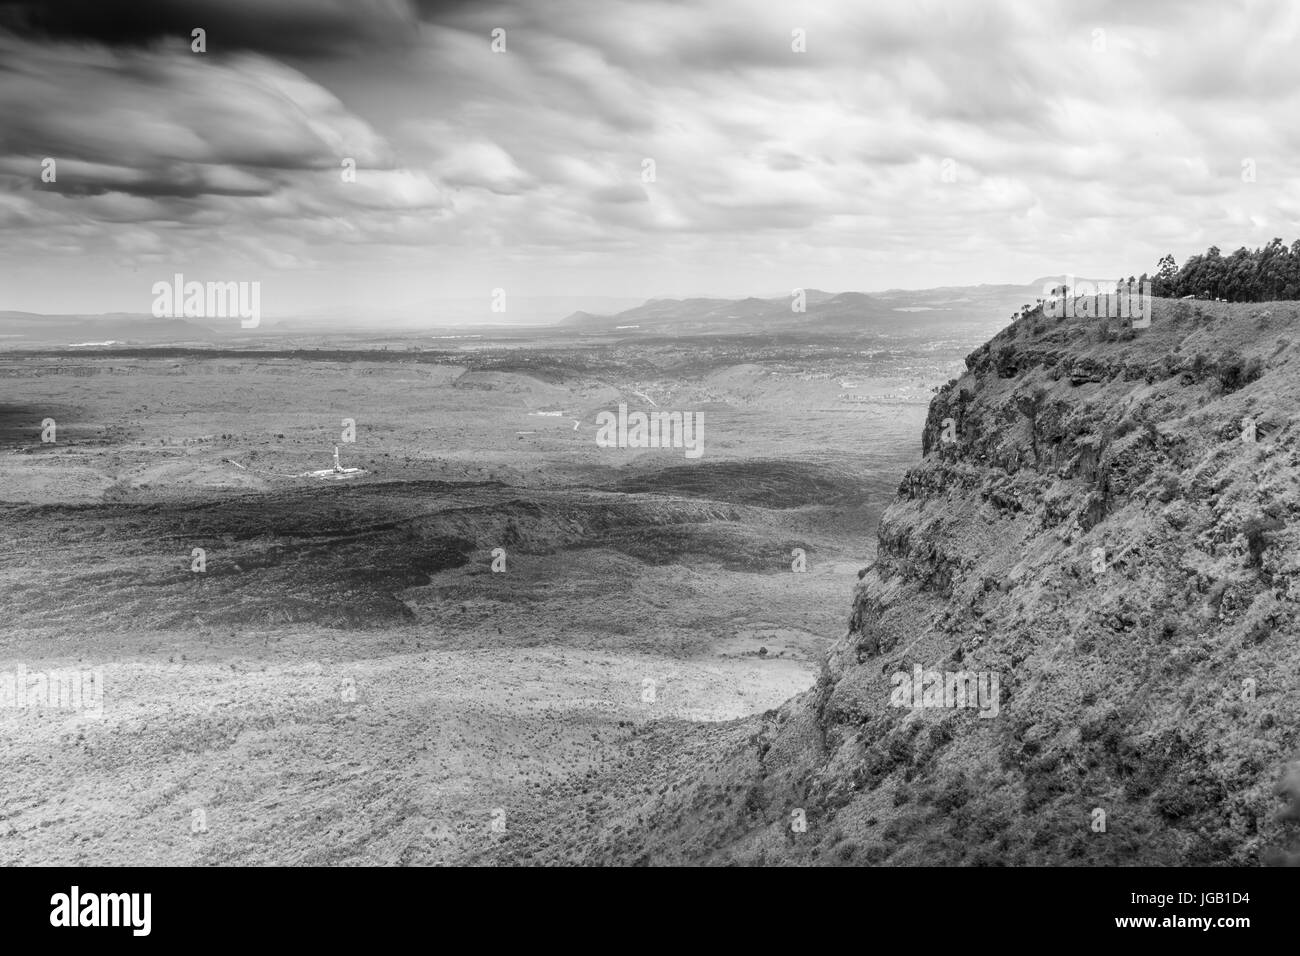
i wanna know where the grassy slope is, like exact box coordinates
[586,297,1300,865]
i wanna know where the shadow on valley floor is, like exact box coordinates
[0,403,79,448]
[0,473,879,635]
[608,459,883,509]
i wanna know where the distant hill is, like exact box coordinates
[559,283,1046,334]
[0,283,1055,345]
[0,294,650,342]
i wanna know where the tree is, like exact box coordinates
[1154,254,1178,297]
[1146,240,1300,302]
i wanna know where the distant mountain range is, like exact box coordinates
[0,280,1077,346]
[560,283,1049,334]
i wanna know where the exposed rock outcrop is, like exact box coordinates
[595,297,1300,865]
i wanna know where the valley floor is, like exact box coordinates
[0,632,811,866]
[0,336,963,864]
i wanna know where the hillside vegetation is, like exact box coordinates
[584,296,1300,865]
[1147,239,1300,302]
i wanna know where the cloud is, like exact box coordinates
[0,35,393,171]
[0,32,424,243]
[0,0,426,57]
[423,137,534,195]
[3,0,1300,315]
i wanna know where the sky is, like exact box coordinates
[2,0,1300,323]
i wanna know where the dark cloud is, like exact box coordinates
[32,165,274,200]
[0,0,427,57]
[0,30,397,229]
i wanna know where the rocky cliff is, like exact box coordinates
[593,296,1300,865]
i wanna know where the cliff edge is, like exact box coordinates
[590,296,1300,865]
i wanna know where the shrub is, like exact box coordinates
[1242,515,1283,566]
[1244,619,1271,645]
[1215,350,1264,393]
[928,722,954,751]
[862,844,888,864]
[1156,471,1180,502]
[934,780,972,813]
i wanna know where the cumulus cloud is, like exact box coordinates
[2,0,1300,316]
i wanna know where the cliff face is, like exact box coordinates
[598,297,1300,865]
